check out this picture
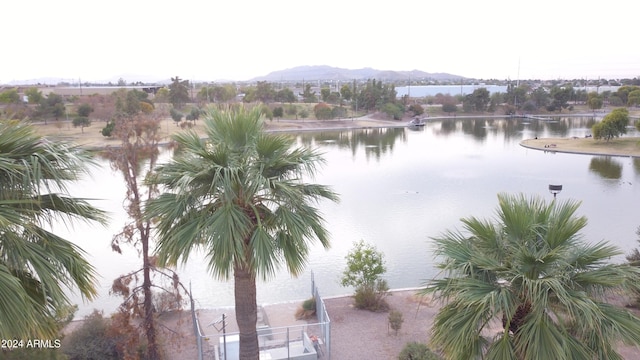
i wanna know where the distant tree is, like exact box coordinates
[627,89,640,107]
[72,116,91,133]
[273,106,283,119]
[197,86,212,103]
[154,88,170,103]
[587,92,603,112]
[331,106,346,119]
[609,95,624,106]
[0,88,21,104]
[301,84,318,103]
[299,108,309,119]
[326,91,341,105]
[275,88,297,103]
[286,104,298,119]
[548,86,573,112]
[219,84,238,102]
[320,87,331,102]
[488,92,503,112]
[139,101,154,114]
[77,103,94,117]
[24,87,44,104]
[261,104,274,121]
[254,81,275,103]
[442,102,457,115]
[170,108,183,125]
[341,240,389,311]
[468,88,490,112]
[169,76,190,109]
[314,102,332,120]
[38,93,66,123]
[101,120,116,137]
[522,100,537,112]
[408,103,424,116]
[530,87,549,109]
[614,85,639,105]
[382,102,403,120]
[592,107,629,141]
[113,89,151,117]
[185,107,200,123]
[340,84,353,102]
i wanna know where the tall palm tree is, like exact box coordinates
[0,120,108,339]
[146,106,338,359]
[422,193,640,360]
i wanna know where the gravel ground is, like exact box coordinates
[324,289,439,359]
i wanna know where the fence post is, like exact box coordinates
[190,283,203,360]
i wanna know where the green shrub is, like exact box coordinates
[398,342,441,360]
[341,240,390,311]
[302,297,316,312]
[388,310,403,335]
[295,297,317,320]
[101,120,115,137]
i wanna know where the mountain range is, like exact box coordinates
[250,65,465,82]
[3,66,465,86]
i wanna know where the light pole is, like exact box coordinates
[549,184,563,199]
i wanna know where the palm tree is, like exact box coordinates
[0,120,108,339]
[422,193,640,360]
[146,106,338,359]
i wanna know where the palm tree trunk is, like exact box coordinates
[235,264,259,360]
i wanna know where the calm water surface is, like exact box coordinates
[64,117,640,317]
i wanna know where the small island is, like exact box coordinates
[521,137,640,158]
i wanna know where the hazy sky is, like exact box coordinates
[2,0,637,83]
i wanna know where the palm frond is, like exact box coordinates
[0,119,106,339]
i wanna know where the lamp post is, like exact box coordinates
[549,184,563,198]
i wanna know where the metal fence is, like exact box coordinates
[311,270,331,359]
[191,271,331,359]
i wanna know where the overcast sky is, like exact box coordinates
[2,0,637,83]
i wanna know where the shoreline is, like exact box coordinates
[520,137,640,158]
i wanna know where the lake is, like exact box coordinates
[63,116,640,318]
[394,84,508,97]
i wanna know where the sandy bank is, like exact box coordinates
[521,137,640,158]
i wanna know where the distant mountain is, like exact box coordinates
[251,65,465,82]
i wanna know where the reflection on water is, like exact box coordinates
[67,116,639,317]
[589,157,623,180]
[298,127,407,161]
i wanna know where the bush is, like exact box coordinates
[382,103,403,120]
[63,310,119,360]
[341,240,390,311]
[388,310,403,335]
[331,106,347,119]
[314,102,333,120]
[72,116,91,132]
[398,342,442,360]
[101,120,116,137]
[295,297,317,320]
[408,104,424,116]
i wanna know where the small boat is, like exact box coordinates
[408,118,425,127]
